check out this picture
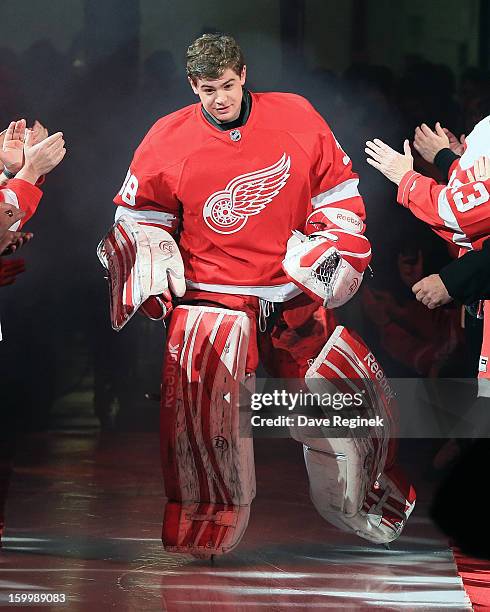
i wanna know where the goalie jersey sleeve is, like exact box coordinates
[113,118,183,234]
[309,121,365,227]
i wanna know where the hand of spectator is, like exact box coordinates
[466,155,490,182]
[365,139,413,185]
[30,120,49,146]
[17,130,66,184]
[412,274,452,309]
[0,203,25,237]
[442,128,465,156]
[0,257,26,287]
[0,119,27,175]
[413,122,449,163]
[0,230,33,255]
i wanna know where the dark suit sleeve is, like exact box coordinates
[439,239,490,304]
[433,148,460,182]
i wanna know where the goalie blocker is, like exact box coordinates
[97,215,185,330]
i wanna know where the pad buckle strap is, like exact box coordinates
[258,298,275,333]
[186,511,238,527]
[366,483,392,527]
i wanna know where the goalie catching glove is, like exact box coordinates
[97,215,185,330]
[282,207,371,308]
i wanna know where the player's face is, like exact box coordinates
[190,67,246,123]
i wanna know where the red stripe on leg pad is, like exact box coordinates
[160,305,256,555]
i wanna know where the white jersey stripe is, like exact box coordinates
[437,189,472,249]
[114,205,176,228]
[186,280,302,302]
[311,178,360,209]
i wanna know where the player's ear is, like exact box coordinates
[188,76,199,95]
[240,65,247,86]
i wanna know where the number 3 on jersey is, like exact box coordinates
[119,169,139,207]
[453,181,489,213]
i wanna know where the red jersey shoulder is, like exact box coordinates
[133,103,211,172]
[145,103,196,138]
[252,91,328,132]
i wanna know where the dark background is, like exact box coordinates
[1,0,489,431]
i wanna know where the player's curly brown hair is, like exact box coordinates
[186,33,245,83]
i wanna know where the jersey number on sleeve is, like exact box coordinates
[453,182,489,213]
[119,169,139,207]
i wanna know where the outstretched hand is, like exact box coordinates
[413,122,449,163]
[443,128,465,156]
[0,119,27,174]
[16,130,66,184]
[0,229,33,255]
[466,155,490,183]
[365,138,413,185]
[30,120,49,146]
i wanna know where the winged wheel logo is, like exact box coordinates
[202,154,291,234]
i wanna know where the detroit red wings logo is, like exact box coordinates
[203,154,291,234]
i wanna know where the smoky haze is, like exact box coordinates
[0,3,477,430]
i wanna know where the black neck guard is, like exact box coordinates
[201,90,252,131]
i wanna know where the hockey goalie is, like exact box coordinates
[98,32,416,557]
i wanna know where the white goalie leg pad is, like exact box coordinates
[161,305,256,556]
[97,215,185,330]
[291,326,415,543]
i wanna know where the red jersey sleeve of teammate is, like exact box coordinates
[397,164,490,250]
[113,127,181,234]
[0,178,43,229]
[307,120,366,234]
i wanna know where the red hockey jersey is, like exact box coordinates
[0,178,42,230]
[396,115,490,380]
[114,92,366,301]
[0,178,41,341]
[397,115,490,251]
